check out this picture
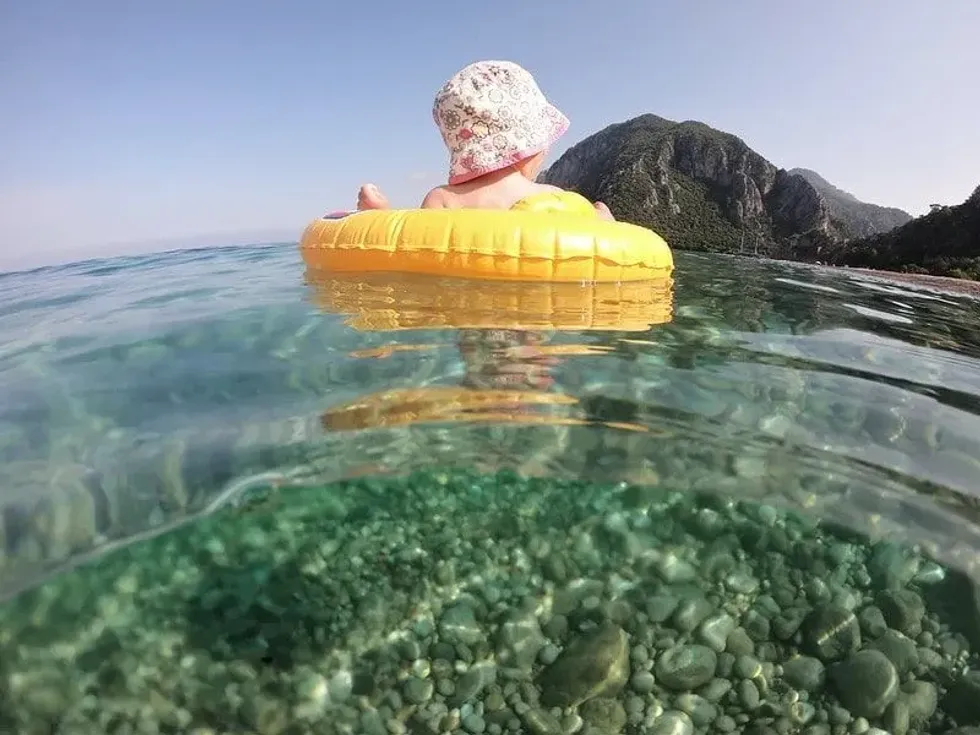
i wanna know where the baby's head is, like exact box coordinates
[432,60,569,185]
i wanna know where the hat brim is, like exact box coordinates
[447,105,570,186]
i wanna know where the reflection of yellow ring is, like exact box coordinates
[319,387,653,433]
[299,206,673,283]
[305,270,674,332]
[320,387,578,431]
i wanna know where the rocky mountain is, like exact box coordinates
[786,168,913,237]
[825,183,980,279]
[538,114,910,259]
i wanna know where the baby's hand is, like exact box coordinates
[594,201,615,221]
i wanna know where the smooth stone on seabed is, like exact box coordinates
[737,679,760,710]
[402,676,434,704]
[657,551,698,584]
[725,572,760,595]
[725,627,755,656]
[630,644,650,664]
[646,594,681,623]
[580,697,627,734]
[438,603,484,646]
[537,623,629,707]
[781,656,826,692]
[630,670,656,694]
[655,645,718,691]
[328,670,353,703]
[520,707,563,735]
[648,710,695,735]
[830,649,899,719]
[857,606,888,639]
[867,630,919,675]
[673,693,717,727]
[742,609,771,642]
[734,654,762,680]
[398,638,423,660]
[242,696,288,735]
[538,644,560,666]
[899,680,937,724]
[715,714,737,732]
[772,608,808,642]
[698,678,732,703]
[461,713,486,733]
[672,597,715,634]
[698,613,736,653]
[851,716,871,734]
[876,589,926,638]
[881,699,910,735]
[495,609,546,670]
[788,701,816,726]
[803,604,861,661]
[449,663,495,707]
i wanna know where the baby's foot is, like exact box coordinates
[594,201,614,221]
[357,183,390,210]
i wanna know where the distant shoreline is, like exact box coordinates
[845,267,980,298]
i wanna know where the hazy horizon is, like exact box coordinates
[3,1,978,272]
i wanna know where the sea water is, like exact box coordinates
[0,244,979,733]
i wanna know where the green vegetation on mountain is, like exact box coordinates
[599,161,746,253]
[826,186,980,279]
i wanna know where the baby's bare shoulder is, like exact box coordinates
[420,186,453,208]
[532,183,566,194]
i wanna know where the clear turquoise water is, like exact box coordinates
[1,244,980,733]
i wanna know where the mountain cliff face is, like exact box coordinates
[539,114,910,257]
[786,168,913,237]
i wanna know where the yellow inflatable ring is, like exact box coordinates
[300,195,673,283]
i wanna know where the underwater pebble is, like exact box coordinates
[656,645,717,691]
[830,649,899,719]
[782,656,825,692]
[630,670,656,693]
[648,710,694,735]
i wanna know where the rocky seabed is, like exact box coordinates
[1,470,979,735]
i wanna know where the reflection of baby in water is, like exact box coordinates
[319,330,566,434]
[457,329,558,391]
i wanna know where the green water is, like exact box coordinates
[1,246,979,733]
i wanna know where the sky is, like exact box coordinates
[1,0,978,271]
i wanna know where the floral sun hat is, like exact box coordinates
[433,60,570,185]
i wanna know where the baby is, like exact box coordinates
[356,59,613,220]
